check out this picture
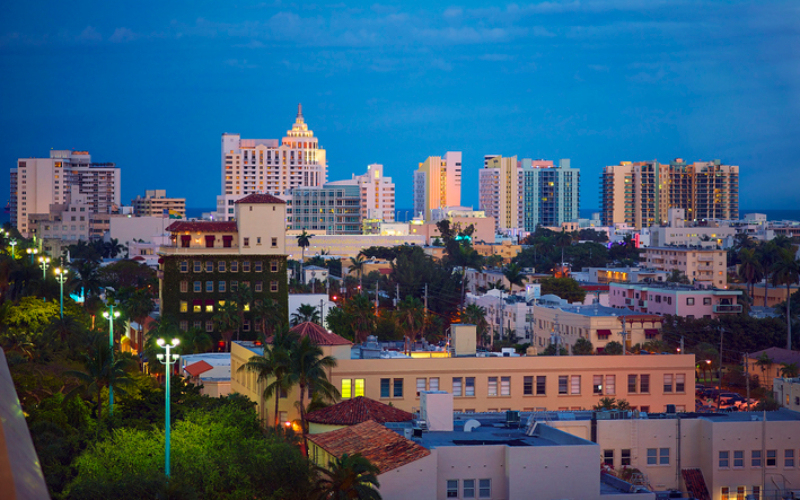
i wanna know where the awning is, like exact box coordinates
[597,329,612,338]
[645,329,659,338]
[184,360,213,377]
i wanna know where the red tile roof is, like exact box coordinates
[166,221,238,233]
[289,322,352,346]
[307,397,413,425]
[235,193,285,204]
[308,420,430,474]
[183,360,213,377]
[681,468,710,500]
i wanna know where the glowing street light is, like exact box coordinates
[102,305,121,415]
[38,256,51,302]
[54,267,68,318]
[156,338,181,477]
[26,247,38,263]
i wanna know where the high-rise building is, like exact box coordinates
[132,189,186,218]
[479,157,580,232]
[214,104,327,221]
[11,150,121,237]
[601,159,739,228]
[328,163,395,222]
[413,152,462,221]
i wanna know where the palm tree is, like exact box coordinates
[312,453,382,500]
[555,229,572,266]
[121,288,154,353]
[289,335,339,456]
[253,298,284,336]
[347,294,376,343]
[213,301,241,352]
[292,304,321,326]
[66,341,135,419]
[70,258,103,298]
[231,284,253,341]
[771,248,800,350]
[780,362,799,379]
[502,262,526,293]
[297,230,313,284]
[755,352,774,384]
[179,327,214,354]
[396,296,425,342]
[461,303,489,347]
[45,314,84,343]
[737,248,764,300]
[238,326,296,427]
[349,254,366,290]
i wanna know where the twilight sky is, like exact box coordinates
[1,0,799,211]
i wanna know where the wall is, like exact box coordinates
[379,453,438,500]
[109,216,170,249]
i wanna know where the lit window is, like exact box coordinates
[205,303,214,313]
[341,379,352,398]
[179,301,188,313]
[354,379,365,397]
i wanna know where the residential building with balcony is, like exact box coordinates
[11,149,120,236]
[327,163,395,222]
[581,267,671,284]
[649,208,736,249]
[158,193,288,339]
[644,246,727,288]
[601,159,739,229]
[131,189,186,218]
[413,152,462,221]
[609,282,743,319]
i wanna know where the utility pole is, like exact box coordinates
[744,353,751,410]
[621,315,627,356]
[680,336,684,354]
[554,313,560,356]
[718,328,724,411]
[396,283,400,310]
[424,283,428,312]
[375,281,379,312]
[320,299,325,328]
[499,291,504,341]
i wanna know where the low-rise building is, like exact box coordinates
[644,246,727,288]
[609,282,743,319]
[649,209,736,249]
[131,189,186,218]
[286,232,426,260]
[774,377,800,412]
[745,348,800,386]
[581,267,671,285]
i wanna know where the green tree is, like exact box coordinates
[313,453,382,500]
[593,397,632,410]
[349,254,366,289]
[780,362,799,379]
[572,337,594,355]
[555,229,572,266]
[602,341,624,355]
[292,303,322,326]
[69,258,103,299]
[325,306,356,341]
[179,327,214,354]
[755,352,774,383]
[66,341,135,419]
[539,344,568,356]
[396,295,425,342]
[737,248,764,299]
[254,297,285,336]
[666,269,690,284]
[461,304,489,347]
[693,342,719,381]
[771,248,800,350]
[297,230,313,284]
[212,301,241,352]
[502,262,526,293]
[540,277,587,303]
[238,326,296,427]
[346,294,376,343]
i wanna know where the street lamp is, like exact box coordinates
[102,306,121,415]
[9,238,17,258]
[156,338,180,477]
[38,256,51,302]
[26,247,38,263]
[54,267,68,318]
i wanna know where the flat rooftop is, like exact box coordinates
[537,303,659,318]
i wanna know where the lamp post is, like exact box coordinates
[26,247,38,263]
[156,338,181,477]
[102,305,121,415]
[9,238,17,258]
[54,267,68,318]
[38,256,51,302]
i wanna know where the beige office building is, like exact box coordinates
[131,189,186,218]
[413,152,462,221]
[644,246,727,288]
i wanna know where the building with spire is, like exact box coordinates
[213,104,327,221]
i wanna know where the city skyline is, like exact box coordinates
[2,1,798,211]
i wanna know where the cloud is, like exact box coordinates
[77,26,102,42]
[109,27,136,43]
[225,59,258,69]
[443,7,463,19]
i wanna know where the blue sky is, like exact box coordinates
[1,0,798,211]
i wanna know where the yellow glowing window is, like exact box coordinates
[244,303,250,312]
[205,304,214,313]
[341,379,352,398]
[180,301,188,313]
[193,304,201,313]
[354,379,365,397]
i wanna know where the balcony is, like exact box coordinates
[713,304,743,314]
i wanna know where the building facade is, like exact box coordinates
[601,159,739,229]
[644,246,727,288]
[413,152,462,221]
[289,184,361,234]
[132,189,186,218]
[11,150,120,236]
[609,282,743,319]
[158,194,289,338]
[214,104,327,220]
[326,163,395,222]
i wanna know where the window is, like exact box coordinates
[752,450,762,467]
[193,261,201,272]
[417,378,426,396]
[594,375,603,395]
[255,281,263,292]
[659,448,669,465]
[393,378,403,398]
[463,479,475,498]
[206,281,213,292]
[231,261,239,272]
[640,374,650,393]
[380,378,390,398]
[341,379,352,398]
[447,480,458,498]
[524,376,533,395]
[231,281,238,291]
[786,449,795,467]
[703,297,712,305]
[205,303,214,313]
[721,487,729,500]
[465,377,475,397]
[621,449,631,466]
[354,379,365,397]
[605,375,616,395]
[430,378,439,392]
[536,376,546,395]
[676,373,685,392]
[559,376,568,394]
[479,479,491,498]
[179,321,188,331]
[736,486,745,500]
[218,261,226,272]
[270,281,279,292]
[734,450,744,468]
[243,237,250,247]
[571,375,581,395]
[453,377,462,397]
[271,237,277,247]
[219,281,226,292]
[628,375,638,393]
[206,261,213,272]
[257,237,261,245]
[180,281,188,293]
[255,261,263,272]
[751,486,760,500]
[205,320,214,332]
[179,301,188,313]
[687,297,695,305]
[647,448,669,465]
[488,377,498,396]
[271,260,279,272]
[194,281,201,292]
[180,261,188,272]
[664,374,673,393]
[767,450,777,467]
[719,451,730,468]
[243,261,251,272]
[603,449,614,466]
[500,377,510,396]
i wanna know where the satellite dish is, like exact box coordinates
[463,419,481,433]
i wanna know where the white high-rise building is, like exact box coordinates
[10,150,121,237]
[214,104,327,221]
[327,163,395,222]
[413,152,462,221]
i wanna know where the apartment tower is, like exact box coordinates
[413,152,462,221]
